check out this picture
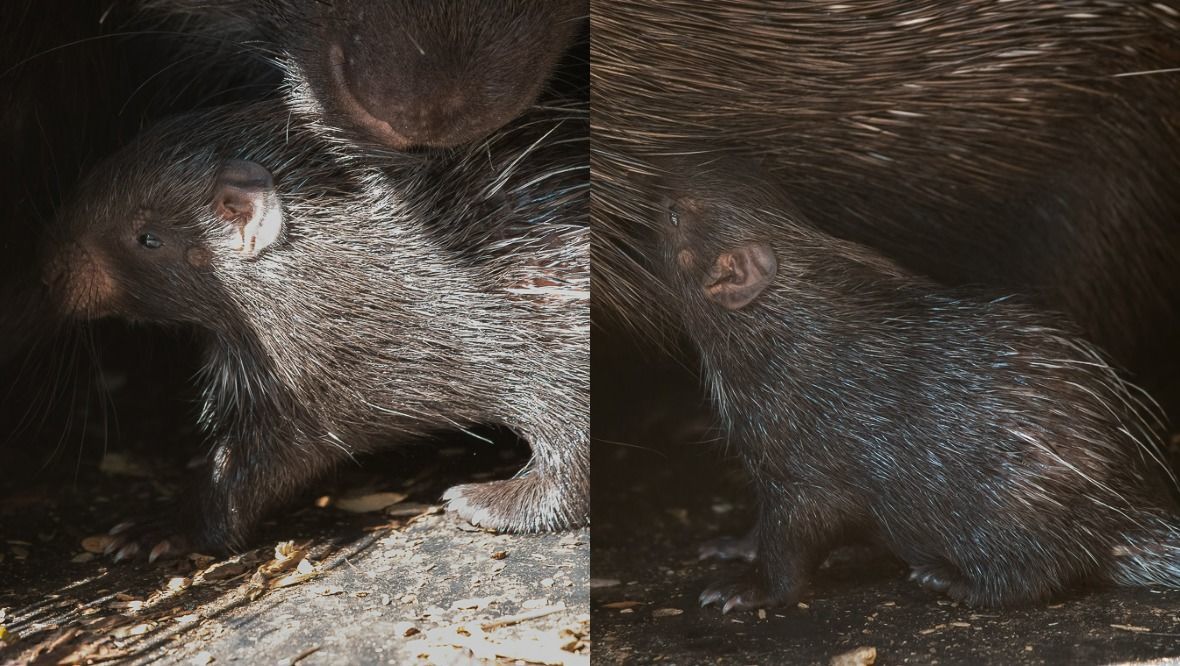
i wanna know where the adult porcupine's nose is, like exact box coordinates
[328,43,510,150]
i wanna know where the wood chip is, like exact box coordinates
[394,622,421,638]
[830,646,877,666]
[81,535,116,554]
[98,452,153,478]
[451,596,498,611]
[481,603,567,630]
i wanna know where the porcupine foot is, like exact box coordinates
[908,560,1051,607]
[908,563,963,595]
[101,515,193,563]
[699,569,802,614]
[443,471,588,533]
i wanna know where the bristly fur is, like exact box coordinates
[652,155,1180,610]
[140,0,587,150]
[591,1,1180,384]
[48,97,588,551]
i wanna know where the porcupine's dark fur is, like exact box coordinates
[44,97,588,555]
[0,0,278,353]
[591,1,1180,392]
[139,0,587,151]
[650,154,1180,611]
[0,0,291,445]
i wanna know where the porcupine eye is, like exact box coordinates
[138,232,163,249]
[666,202,681,227]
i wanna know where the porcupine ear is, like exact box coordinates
[703,242,777,310]
[212,159,285,259]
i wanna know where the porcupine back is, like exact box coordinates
[592,0,1180,387]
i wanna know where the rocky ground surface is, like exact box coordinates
[0,354,588,665]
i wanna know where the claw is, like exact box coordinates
[97,517,190,563]
[108,521,136,536]
[113,541,140,563]
[148,539,174,564]
[699,589,722,607]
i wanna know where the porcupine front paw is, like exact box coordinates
[98,516,194,563]
[443,473,588,533]
[699,570,794,614]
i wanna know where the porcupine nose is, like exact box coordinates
[328,43,494,150]
[44,241,118,319]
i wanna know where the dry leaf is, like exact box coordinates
[335,492,408,513]
[394,622,421,638]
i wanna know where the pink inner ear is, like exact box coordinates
[215,190,254,226]
[212,160,284,259]
[217,192,253,223]
[703,243,777,310]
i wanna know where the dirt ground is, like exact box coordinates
[0,447,589,666]
[591,334,1180,666]
[0,337,589,665]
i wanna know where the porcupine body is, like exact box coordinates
[650,155,1180,610]
[48,97,588,553]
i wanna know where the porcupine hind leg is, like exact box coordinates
[444,420,589,533]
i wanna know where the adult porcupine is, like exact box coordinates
[45,97,588,556]
[651,153,1180,610]
[592,1,1180,391]
[139,0,587,150]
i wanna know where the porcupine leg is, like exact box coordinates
[192,426,352,553]
[104,422,350,560]
[444,420,589,533]
[911,529,1081,607]
[700,481,847,613]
